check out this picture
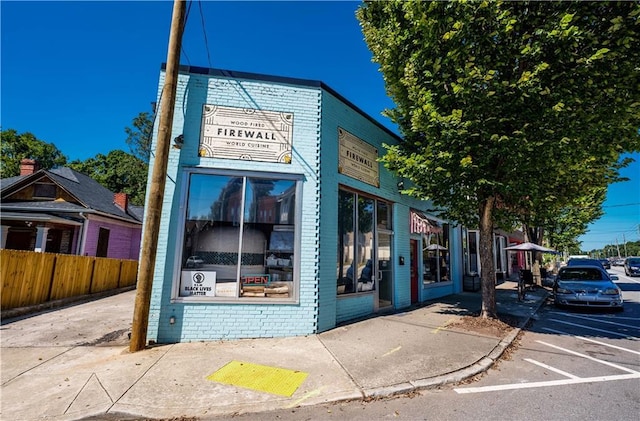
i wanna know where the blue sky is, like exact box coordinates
[2,1,638,251]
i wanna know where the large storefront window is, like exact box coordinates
[337,189,392,297]
[422,224,450,284]
[177,172,299,301]
[337,190,355,294]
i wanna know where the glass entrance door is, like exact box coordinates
[377,231,393,309]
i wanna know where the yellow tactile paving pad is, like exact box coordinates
[207,360,308,397]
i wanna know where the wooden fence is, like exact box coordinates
[1,249,138,311]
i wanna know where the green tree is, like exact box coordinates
[68,150,148,206]
[358,1,640,318]
[625,240,640,257]
[125,108,155,163]
[0,129,67,178]
[544,186,606,253]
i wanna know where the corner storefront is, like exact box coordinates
[146,65,462,343]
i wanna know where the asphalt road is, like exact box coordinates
[205,267,640,421]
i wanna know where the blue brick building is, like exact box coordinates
[146,65,465,343]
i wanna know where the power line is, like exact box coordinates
[181,1,194,66]
[602,202,640,208]
[198,0,212,69]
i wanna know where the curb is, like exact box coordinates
[362,289,549,399]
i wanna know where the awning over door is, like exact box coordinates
[410,210,442,235]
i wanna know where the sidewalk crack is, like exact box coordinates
[1,346,75,386]
[64,372,110,414]
[105,344,176,413]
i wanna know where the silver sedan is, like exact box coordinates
[553,265,623,311]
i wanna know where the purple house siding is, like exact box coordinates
[2,166,143,258]
[84,219,142,260]
[129,228,142,260]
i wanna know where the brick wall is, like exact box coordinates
[148,70,323,343]
[146,67,459,343]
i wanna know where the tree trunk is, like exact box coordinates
[479,196,497,319]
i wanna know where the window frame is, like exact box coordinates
[336,187,393,297]
[33,182,57,199]
[171,167,303,304]
[421,223,451,285]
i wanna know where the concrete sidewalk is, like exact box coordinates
[0,282,549,421]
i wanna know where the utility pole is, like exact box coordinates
[130,0,186,353]
[616,238,621,258]
[623,234,628,257]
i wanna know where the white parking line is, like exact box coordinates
[454,373,640,394]
[542,327,640,355]
[548,310,640,322]
[548,318,639,340]
[555,313,640,330]
[523,358,580,379]
[536,340,640,374]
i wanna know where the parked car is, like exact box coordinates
[566,258,605,269]
[554,265,623,310]
[568,254,590,260]
[612,258,625,266]
[624,257,640,277]
[598,258,611,269]
[185,255,204,268]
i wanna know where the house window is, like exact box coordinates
[176,171,300,302]
[33,182,56,199]
[96,228,110,257]
[466,230,480,275]
[494,235,507,274]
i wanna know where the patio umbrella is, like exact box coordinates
[504,242,558,254]
[425,244,448,251]
[504,242,558,274]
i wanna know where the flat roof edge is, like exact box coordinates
[160,63,401,141]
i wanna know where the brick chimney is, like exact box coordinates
[20,158,39,176]
[114,193,129,211]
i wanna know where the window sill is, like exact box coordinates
[170,296,298,305]
[336,290,375,298]
[422,280,453,288]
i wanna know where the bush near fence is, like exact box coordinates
[1,249,138,311]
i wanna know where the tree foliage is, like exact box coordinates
[68,150,148,206]
[544,186,606,252]
[357,1,640,317]
[0,129,67,178]
[125,109,155,163]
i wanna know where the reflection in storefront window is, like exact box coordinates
[356,197,374,291]
[377,201,391,230]
[337,190,355,294]
[422,224,450,284]
[337,190,389,295]
[179,173,297,300]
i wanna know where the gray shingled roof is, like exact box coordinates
[0,175,22,190]
[1,168,143,223]
[1,201,87,211]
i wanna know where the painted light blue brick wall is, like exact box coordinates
[145,67,464,342]
[317,91,426,328]
[147,70,323,342]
